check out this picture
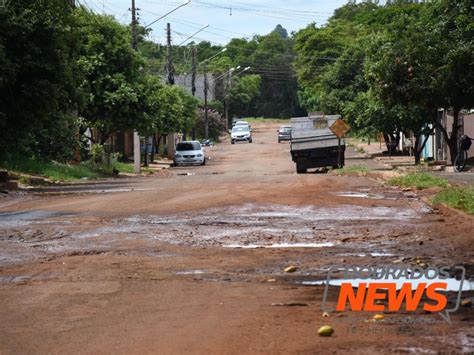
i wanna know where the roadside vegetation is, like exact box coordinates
[432,187,474,215]
[387,172,474,215]
[333,166,371,175]
[1,156,140,182]
[2,157,98,182]
[386,172,449,190]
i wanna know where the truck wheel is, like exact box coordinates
[296,164,307,174]
[231,140,235,144]
[249,138,252,143]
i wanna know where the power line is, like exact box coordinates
[140,0,329,23]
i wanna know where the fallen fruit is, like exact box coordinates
[373,314,384,321]
[284,266,298,273]
[318,325,334,337]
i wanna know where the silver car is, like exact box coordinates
[174,141,205,166]
[231,126,252,144]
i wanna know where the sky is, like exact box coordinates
[78,0,350,45]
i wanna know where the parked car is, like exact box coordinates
[174,141,206,166]
[277,125,291,143]
[231,125,252,144]
[200,139,214,147]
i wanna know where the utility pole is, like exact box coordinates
[166,23,175,85]
[191,47,197,140]
[204,63,209,139]
[131,0,141,174]
[225,68,232,131]
[191,47,197,97]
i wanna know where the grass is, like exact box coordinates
[1,157,99,181]
[432,187,474,215]
[113,161,134,174]
[0,156,143,182]
[386,172,448,190]
[242,117,290,123]
[333,166,371,174]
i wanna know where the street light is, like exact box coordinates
[214,66,240,82]
[177,24,209,46]
[198,47,228,139]
[144,0,191,29]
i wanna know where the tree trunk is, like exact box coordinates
[414,126,435,165]
[414,135,421,165]
[449,109,461,163]
[150,134,156,163]
[383,134,391,152]
[143,136,148,167]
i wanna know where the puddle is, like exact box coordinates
[0,275,32,283]
[178,270,205,276]
[223,242,334,249]
[0,202,433,262]
[0,210,72,228]
[302,276,474,292]
[336,192,385,199]
[32,187,160,195]
[392,348,436,354]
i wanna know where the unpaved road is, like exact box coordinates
[0,122,473,354]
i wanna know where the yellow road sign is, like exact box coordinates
[330,118,351,138]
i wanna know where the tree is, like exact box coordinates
[251,28,300,118]
[228,75,261,117]
[0,0,78,160]
[75,7,144,144]
[431,0,474,161]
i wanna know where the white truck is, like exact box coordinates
[290,114,345,174]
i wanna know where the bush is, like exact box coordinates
[194,108,226,140]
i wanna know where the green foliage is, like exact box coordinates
[387,172,448,190]
[90,144,104,164]
[139,76,199,136]
[1,156,99,181]
[139,25,304,118]
[432,187,474,215]
[207,100,224,114]
[228,75,261,117]
[0,0,78,161]
[75,7,144,142]
[293,1,474,162]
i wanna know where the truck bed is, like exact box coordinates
[289,115,345,172]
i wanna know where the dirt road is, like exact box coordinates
[1,122,473,354]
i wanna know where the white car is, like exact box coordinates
[231,125,252,144]
[233,121,249,127]
[174,141,205,166]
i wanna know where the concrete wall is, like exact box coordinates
[174,74,216,101]
[463,113,474,158]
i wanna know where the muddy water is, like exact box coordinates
[0,202,431,264]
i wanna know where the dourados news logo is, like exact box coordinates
[321,265,466,324]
